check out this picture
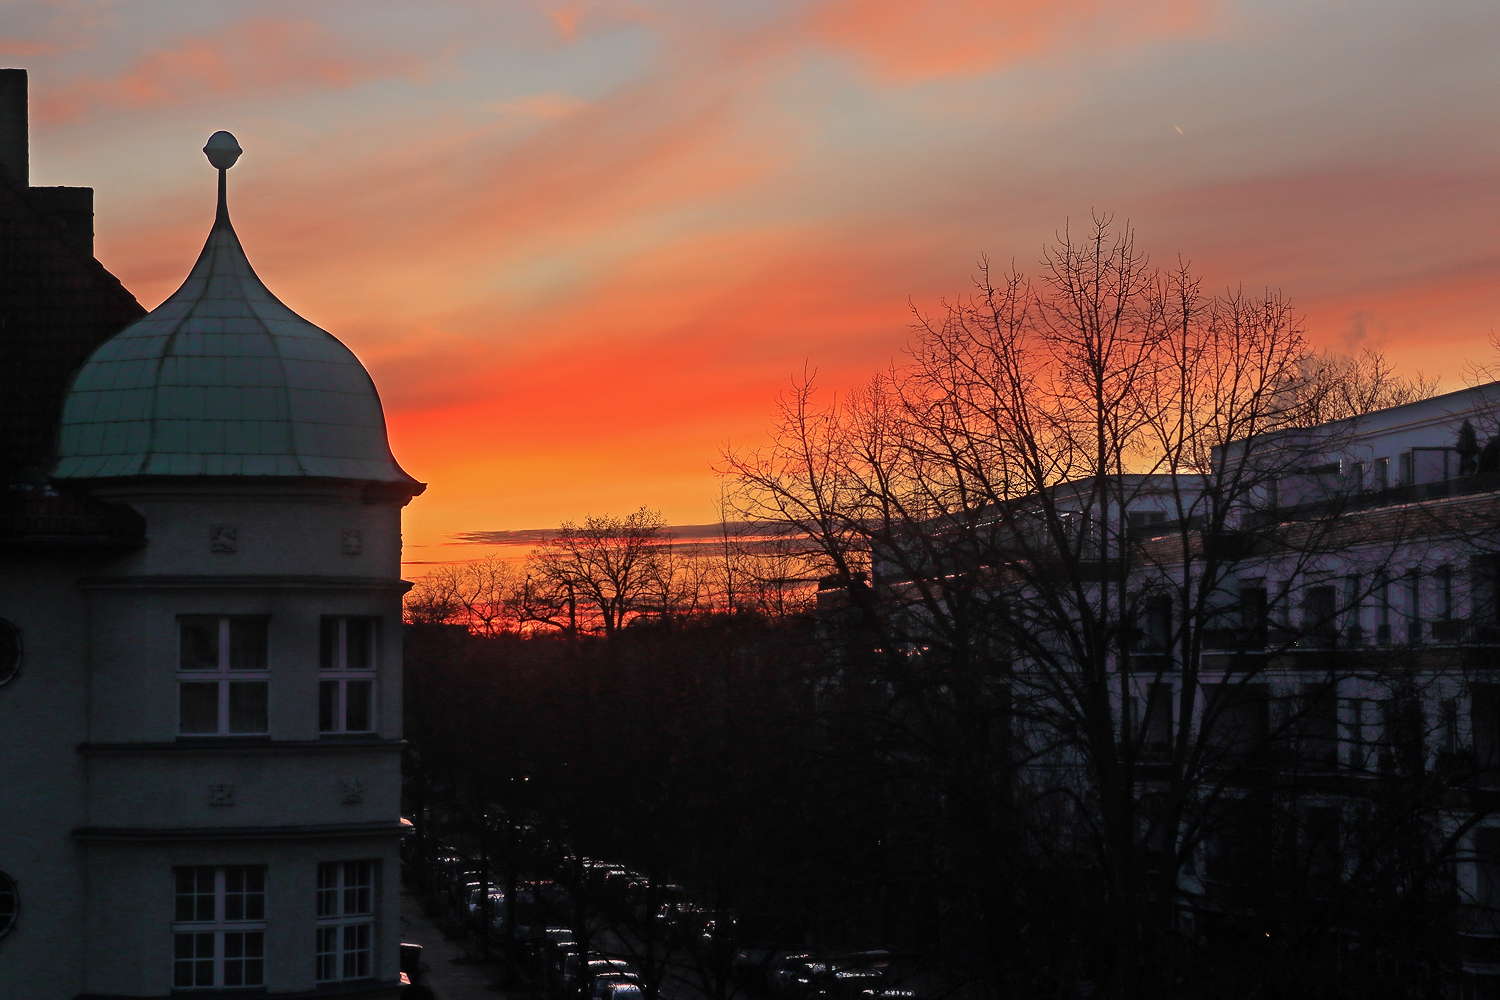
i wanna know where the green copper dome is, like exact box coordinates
[52,136,418,485]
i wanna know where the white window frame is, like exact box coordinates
[172,866,267,989]
[177,616,270,736]
[316,860,376,982]
[320,617,378,735]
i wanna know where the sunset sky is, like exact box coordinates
[9,1,1500,568]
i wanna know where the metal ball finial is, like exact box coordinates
[203,131,242,170]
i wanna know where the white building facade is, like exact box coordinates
[0,124,421,998]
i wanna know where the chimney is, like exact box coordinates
[0,68,27,186]
[28,186,93,258]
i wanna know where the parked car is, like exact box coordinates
[630,882,688,925]
[543,926,578,952]
[586,958,640,980]
[590,972,644,999]
[596,983,644,1000]
[768,953,819,996]
[798,967,887,1000]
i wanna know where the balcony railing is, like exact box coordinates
[1196,618,1500,652]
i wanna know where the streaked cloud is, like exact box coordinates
[13,0,1500,560]
[807,0,1213,80]
[35,18,422,123]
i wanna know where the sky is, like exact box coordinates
[8,0,1500,567]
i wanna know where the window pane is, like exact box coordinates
[224,931,264,986]
[228,682,268,734]
[174,932,215,987]
[320,617,339,670]
[179,683,220,734]
[316,925,339,981]
[175,867,216,921]
[178,618,219,670]
[317,865,339,917]
[228,617,268,670]
[224,865,265,921]
[347,618,375,670]
[345,860,373,914]
[344,922,372,978]
[244,868,265,920]
[319,681,338,733]
[345,680,373,733]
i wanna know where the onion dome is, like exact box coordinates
[51,132,420,487]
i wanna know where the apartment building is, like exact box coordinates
[0,71,420,998]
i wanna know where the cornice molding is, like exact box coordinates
[73,819,410,842]
[78,575,413,592]
[79,738,406,756]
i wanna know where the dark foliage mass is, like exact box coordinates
[405,611,1037,995]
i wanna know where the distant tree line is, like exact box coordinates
[406,507,819,637]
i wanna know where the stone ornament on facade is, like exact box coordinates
[209,525,237,554]
[340,778,364,804]
[207,782,235,807]
[341,529,363,556]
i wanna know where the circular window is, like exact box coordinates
[0,871,15,939]
[0,620,18,687]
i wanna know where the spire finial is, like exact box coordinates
[202,131,242,226]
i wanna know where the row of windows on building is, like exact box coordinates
[1134,561,1500,654]
[1130,680,1500,771]
[173,861,376,989]
[177,616,378,736]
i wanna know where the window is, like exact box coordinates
[1405,571,1422,644]
[1373,457,1389,490]
[1346,698,1373,772]
[1475,685,1500,782]
[178,617,269,735]
[1137,595,1172,654]
[0,618,20,686]
[1476,828,1500,937]
[320,618,378,734]
[0,870,15,939]
[1440,698,1460,756]
[1470,556,1500,637]
[1239,585,1268,648]
[1301,585,1337,647]
[1204,683,1269,761]
[316,861,375,982]
[1300,682,1338,767]
[1341,575,1362,645]
[1143,683,1172,756]
[1305,807,1342,884]
[1127,510,1167,534]
[1206,799,1270,886]
[173,866,265,989]
[1375,571,1391,644]
[1411,447,1455,484]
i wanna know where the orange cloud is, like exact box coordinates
[0,38,55,57]
[808,0,1213,80]
[35,19,421,123]
[548,4,583,41]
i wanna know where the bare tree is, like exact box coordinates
[727,214,1455,998]
[405,555,522,635]
[531,507,674,638]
